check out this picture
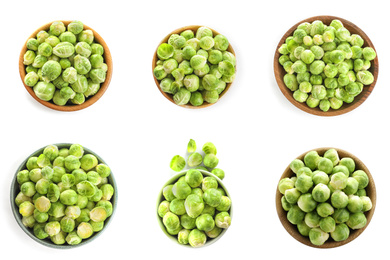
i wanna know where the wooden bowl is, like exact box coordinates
[276,147,376,248]
[152,25,236,109]
[10,143,117,249]
[19,21,113,112]
[274,16,379,116]
[156,170,233,247]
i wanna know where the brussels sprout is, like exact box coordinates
[312,183,331,203]
[316,202,334,218]
[170,155,185,172]
[287,205,305,225]
[188,229,207,247]
[183,74,200,92]
[158,201,170,218]
[184,169,203,188]
[278,178,295,195]
[77,222,94,239]
[298,193,317,213]
[215,212,231,229]
[295,174,313,193]
[172,181,191,200]
[203,188,222,208]
[173,88,191,105]
[347,212,367,230]
[331,190,349,209]
[309,227,329,246]
[24,72,39,87]
[184,194,204,218]
[312,171,329,185]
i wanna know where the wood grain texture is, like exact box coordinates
[19,21,113,112]
[275,147,376,248]
[274,16,379,116]
[152,25,236,109]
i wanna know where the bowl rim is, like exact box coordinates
[152,25,236,109]
[156,169,233,248]
[275,147,376,248]
[19,20,113,112]
[273,15,379,117]
[10,143,118,249]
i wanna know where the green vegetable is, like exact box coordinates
[278,19,376,111]
[278,148,372,246]
[23,20,107,106]
[14,144,115,245]
[159,170,231,247]
[155,27,235,106]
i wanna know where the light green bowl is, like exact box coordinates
[156,169,233,248]
[10,143,118,249]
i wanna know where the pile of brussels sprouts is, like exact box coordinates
[23,21,108,106]
[15,144,115,245]
[154,26,236,106]
[158,170,232,247]
[170,139,225,180]
[278,148,372,246]
[278,19,376,111]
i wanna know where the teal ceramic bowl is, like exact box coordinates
[10,143,118,249]
[156,169,233,248]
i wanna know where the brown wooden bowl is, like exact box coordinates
[276,147,376,248]
[19,21,113,112]
[274,16,379,116]
[152,25,236,109]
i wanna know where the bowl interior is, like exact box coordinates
[275,147,376,248]
[19,21,113,112]
[152,25,236,109]
[274,15,379,116]
[157,169,232,247]
[10,143,117,249]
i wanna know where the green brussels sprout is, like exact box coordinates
[196,214,215,232]
[319,99,330,112]
[312,183,331,203]
[90,206,107,222]
[187,139,197,153]
[211,168,225,180]
[295,174,313,193]
[157,43,174,60]
[65,205,81,219]
[169,199,186,215]
[158,201,170,218]
[35,178,50,194]
[316,202,334,218]
[356,70,374,85]
[346,212,367,230]
[346,195,363,213]
[181,30,194,40]
[361,196,372,212]
[278,178,295,195]
[297,193,317,213]
[185,169,203,188]
[163,185,176,202]
[80,154,98,171]
[33,223,49,239]
[184,194,204,218]
[46,35,60,47]
[330,190,349,209]
[76,222,93,239]
[199,36,214,50]
[188,229,207,247]
[37,42,53,57]
[172,181,191,200]
[203,154,219,168]
[60,190,78,206]
[309,227,329,246]
[41,60,61,82]
[203,188,222,207]
[183,74,200,92]
[19,201,35,217]
[304,211,320,228]
[216,196,231,212]
[87,171,101,185]
[283,188,300,204]
[170,155,185,172]
[74,55,91,75]
[163,212,180,231]
[17,170,30,185]
[287,205,305,225]
[173,88,191,105]
[177,229,190,245]
[100,184,114,201]
[21,181,36,197]
[24,72,39,87]
[312,171,329,186]
[215,212,231,229]
[53,42,75,58]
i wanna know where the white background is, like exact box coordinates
[1,0,388,258]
